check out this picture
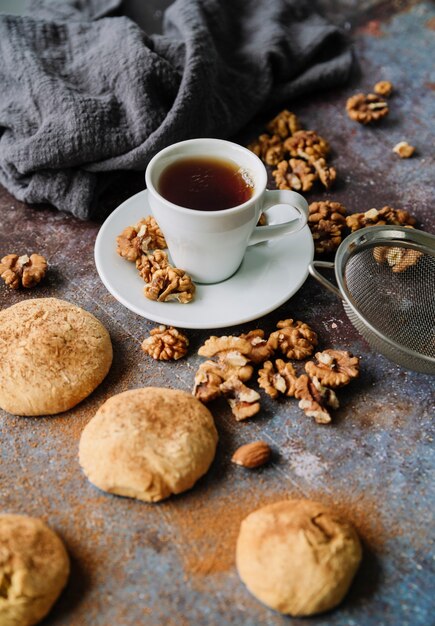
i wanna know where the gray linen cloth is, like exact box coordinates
[0,0,353,219]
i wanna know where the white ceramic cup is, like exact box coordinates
[145,138,308,284]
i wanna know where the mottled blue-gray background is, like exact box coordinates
[0,1,434,625]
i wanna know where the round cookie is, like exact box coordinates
[0,514,70,626]
[79,387,218,502]
[0,298,113,416]
[236,499,362,616]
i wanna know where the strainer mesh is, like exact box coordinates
[344,244,435,358]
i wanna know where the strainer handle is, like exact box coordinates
[308,261,343,300]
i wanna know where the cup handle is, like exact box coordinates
[247,190,308,246]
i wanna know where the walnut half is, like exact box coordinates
[268,319,318,360]
[295,374,339,424]
[0,254,47,289]
[220,376,261,421]
[141,325,189,360]
[258,359,297,398]
[144,267,195,303]
[346,93,389,124]
[116,216,167,262]
[305,350,360,388]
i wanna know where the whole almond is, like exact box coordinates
[231,441,271,469]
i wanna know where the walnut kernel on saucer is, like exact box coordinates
[346,93,389,124]
[116,216,167,262]
[141,325,189,360]
[393,141,415,158]
[136,250,169,282]
[144,267,195,304]
[0,253,47,289]
[374,80,393,97]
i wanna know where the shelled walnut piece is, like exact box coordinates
[266,109,301,138]
[273,159,317,192]
[136,249,169,282]
[268,319,318,360]
[240,329,275,364]
[193,360,254,403]
[346,206,416,232]
[374,80,393,97]
[195,334,260,420]
[373,245,423,273]
[248,133,284,166]
[295,374,339,424]
[144,267,195,303]
[142,325,189,360]
[393,141,415,158]
[312,158,337,189]
[248,110,337,192]
[346,93,389,124]
[305,350,360,388]
[284,130,329,160]
[220,376,261,421]
[258,359,297,398]
[0,253,47,289]
[308,201,347,254]
[116,216,167,261]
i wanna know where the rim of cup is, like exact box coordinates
[145,138,267,216]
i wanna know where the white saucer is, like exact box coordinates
[94,190,314,329]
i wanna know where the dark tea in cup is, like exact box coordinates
[158,156,254,211]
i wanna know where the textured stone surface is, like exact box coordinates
[0,2,434,625]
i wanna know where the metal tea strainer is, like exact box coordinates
[308,226,435,374]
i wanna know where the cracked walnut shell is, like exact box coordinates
[258,359,297,399]
[144,267,195,304]
[346,206,416,232]
[116,216,167,262]
[346,93,389,124]
[136,250,169,282]
[295,375,339,424]
[266,110,301,139]
[0,253,47,289]
[268,319,318,360]
[305,350,360,388]
[142,325,189,360]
